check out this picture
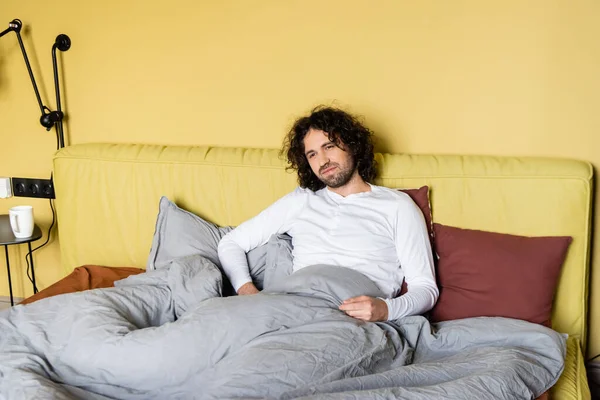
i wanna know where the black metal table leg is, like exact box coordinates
[0,215,42,306]
[27,242,37,294]
[4,245,13,306]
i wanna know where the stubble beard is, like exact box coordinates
[319,161,357,189]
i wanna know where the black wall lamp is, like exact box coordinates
[0,19,71,149]
[1,19,72,199]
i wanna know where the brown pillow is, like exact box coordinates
[429,223,572,327]
[20,265,144,305]
[397,186,433,295]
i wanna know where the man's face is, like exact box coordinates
[303,129,357,189]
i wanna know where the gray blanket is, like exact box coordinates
[0,256,566,400]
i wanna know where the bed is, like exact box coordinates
[0,143,593,399]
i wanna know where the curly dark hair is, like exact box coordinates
[281,106,377,191]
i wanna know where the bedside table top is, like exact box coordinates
[0,215,43,246]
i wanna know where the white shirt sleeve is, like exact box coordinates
[383,197,439,320]
[217,188,306,291]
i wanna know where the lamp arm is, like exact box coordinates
[0,19,20,38]
[2,20,47,119]
[0,26,13,38]
[51,35,71,149]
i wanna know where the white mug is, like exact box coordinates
[9,205,34,239]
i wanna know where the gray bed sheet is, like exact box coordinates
[0,255,566,399]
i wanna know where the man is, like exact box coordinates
[218,106,438,322]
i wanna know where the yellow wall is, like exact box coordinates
[1,0,599,357]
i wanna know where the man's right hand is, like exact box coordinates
[237,282,260,295]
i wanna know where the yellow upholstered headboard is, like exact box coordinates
[53,143,593,351]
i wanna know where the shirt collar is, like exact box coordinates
[325,183,375,201]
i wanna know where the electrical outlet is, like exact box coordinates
[11,177,55,199]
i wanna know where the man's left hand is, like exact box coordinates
[339,296,388,322]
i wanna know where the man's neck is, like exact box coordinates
[326,172,372,197]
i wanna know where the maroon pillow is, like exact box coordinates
[397,186,434,295]
[398,186,433,243]
[429,223,572,327]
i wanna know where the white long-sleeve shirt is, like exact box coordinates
[217,184,439,321]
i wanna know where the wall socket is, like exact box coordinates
[11,177,55,199]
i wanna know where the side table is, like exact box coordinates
[0,214,42,306]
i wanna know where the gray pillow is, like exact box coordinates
[147,196,231,270]
[146,197,283,292]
